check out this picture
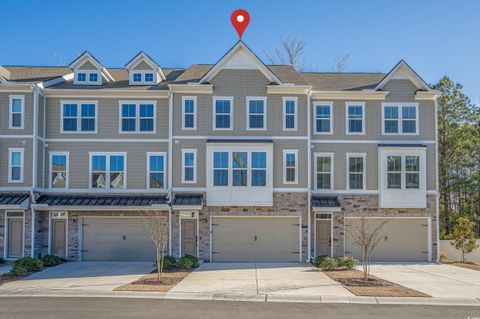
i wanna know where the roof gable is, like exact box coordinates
[199,41,282,84]
[125,51,166,81]
[69,51,114,82]
[374,60,431,91]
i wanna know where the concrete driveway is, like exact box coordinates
[368,263,480,298]
[0,262,153,292]
[168,263,353,299]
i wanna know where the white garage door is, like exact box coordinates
[82,217,162,261]
[345,218,429,262]
[211,217,301,262]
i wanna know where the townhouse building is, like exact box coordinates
[0,41,439,263]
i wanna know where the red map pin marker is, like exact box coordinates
[231,9,250,40]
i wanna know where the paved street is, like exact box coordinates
[0,297,478,319]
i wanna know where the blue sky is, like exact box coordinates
[1,0,478,103]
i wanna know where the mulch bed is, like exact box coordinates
[324,269,429,297]
[445,261,480,271]
[114,269,192,292]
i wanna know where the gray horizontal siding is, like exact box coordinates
[0,139,33,188]
[0,92,34,135]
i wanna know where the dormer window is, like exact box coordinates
[145,73,154,82]
[74,70,101,85]
[129,71,156,85]
[133,73,142,82]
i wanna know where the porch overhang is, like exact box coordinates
[172,193,204,210]
[0,193,30,210]
[311,196,342,212]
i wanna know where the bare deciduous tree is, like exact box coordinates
[143,210,169,281]
[331,52,351,73]
[346,217,388,281]
[264,35,318,72]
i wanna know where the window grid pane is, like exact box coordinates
[285,152,296,182]
[149,155,165,188]
[215,100,231,129]
[348,157,364,189]
[315,105,331,133]
[51,154,67,188]
[316,156,332,189]
[183,152,195,182]
[248,100,265,129]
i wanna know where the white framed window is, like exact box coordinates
[212,150,267,187]
[9,95,24,129]
[89,153,127,189]
[314,102,333,134]
[147,152,166,189]
[213,97,233,130]
[283,97,297,130]
[49,152,69,189]
[182,96,197,130]
[382,103,419,135]
[74,70,101,85]
[8,148,24,183]
[61,101,98,133]
[314,153,334,190]
[345,102,365,135]
[386,155,420,189]
[283,150,298,184]
[346,153,366,190]
[119,101,156,133]
[246,97,267,130]
[130,71,156,85]
[182,149,197,184]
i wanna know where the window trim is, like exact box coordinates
[146,152,166,189]
[49,152,70,189]
[212,96,234,131]
[129,70,156,85]
[283,97,298,131]
[181,149,197,184]
[9,95,25,129]
[283,149,298,185]
[88,152,127,190]
[381,103,419,135]
[8,148,24,183]
[346,153,366,190]
[74,70,101,85]
[60,100,98,133]
[181,96,197,130]
[246,96,267,131]
[118,101,157,134]
[313,102,333,135]
[314,152,334,191]
[345,102,365,135]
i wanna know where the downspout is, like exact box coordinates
[42,95,46,188]
[31,86,39,257]
[307,90,312,261]
[168,91,174,256]
[434,97,440,263]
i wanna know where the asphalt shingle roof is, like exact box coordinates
[0,66,72,83]
[36,194,168,207]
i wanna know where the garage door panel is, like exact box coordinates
[212,217,300,262]
[345,218,429,262]
[82,217,164,261]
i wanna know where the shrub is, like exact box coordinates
[337,256,357,269]
[7,265,29,276]
[13,257,43,272]
[39,255,65,267]
[162,256,177,270]
[315,256,338,271]
[177,254,199,269]
[312,255,329,268]
[440,251,448,262]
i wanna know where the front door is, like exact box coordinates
[181,219,197,257]
[316,220,331,256]
[8,218,23,258]
[52,219,67,258]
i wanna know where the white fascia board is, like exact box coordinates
[42,88,170,98]
[311,90,389,100]
[374,60,431,91]
[168,84,213,94]
[267,85,311,94]
[69,52,114,82]
[125,52,166,81]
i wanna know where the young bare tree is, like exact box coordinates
[264,35,318,71]
[143,210,169,281]
[346,217,388,281]
[331,52,351,73]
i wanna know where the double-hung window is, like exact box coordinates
[213,152,229,186]
[232,152,248,186]
[120,102,156,133]
[314,103,333,134]
[386,155,420,189]
[251,152,267,187]
[182,150,197,183]
[347,153,366,190]
[50,152,69,188]
[148,153,165,189]
[283,150,298,184]
[283,97,297,130]
[346,103,365,134]
[9,95,24,129]
[213,97,233,130]
[315,153,333,190]
[247,97,266,130]
[383,103,418,134]
[8,148,24,183]
[182,97,196,130]
[61,101,97,132]
[90,153,126,189]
